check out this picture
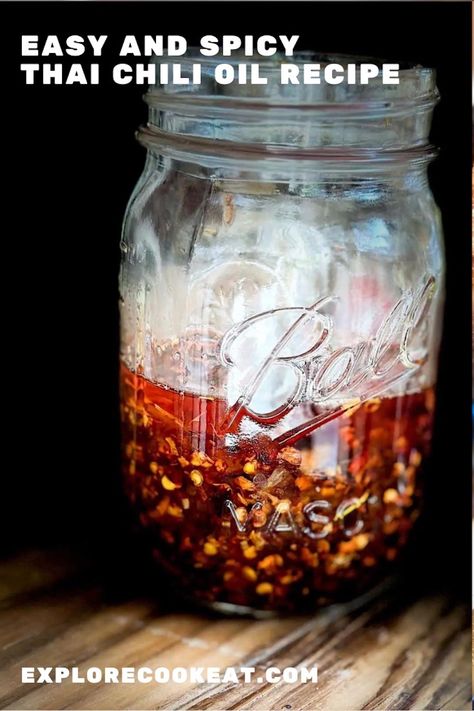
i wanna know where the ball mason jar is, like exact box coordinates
[120,55,444,614]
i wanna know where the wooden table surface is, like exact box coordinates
[0,547,470,711]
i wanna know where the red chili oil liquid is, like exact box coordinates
[120,362,434,612]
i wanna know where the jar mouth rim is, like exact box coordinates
[144,53,438,153]
[145,91,439,115]
[148,49,433,73]
[146,51,437,110]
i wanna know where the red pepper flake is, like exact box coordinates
[258,554,284,573]
[295,475,313,491]
[279,447,302,466]
[120,360,433,613]
[235,476,256,492]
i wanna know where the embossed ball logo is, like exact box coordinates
[218,276,436,446]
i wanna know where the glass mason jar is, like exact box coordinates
[120,55,444,614]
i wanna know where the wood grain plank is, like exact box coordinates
[438,684,471,711]
[0,549,469,711]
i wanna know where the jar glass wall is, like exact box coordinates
[119,56,444,613]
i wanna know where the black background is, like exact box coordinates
[1,2,471,600]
